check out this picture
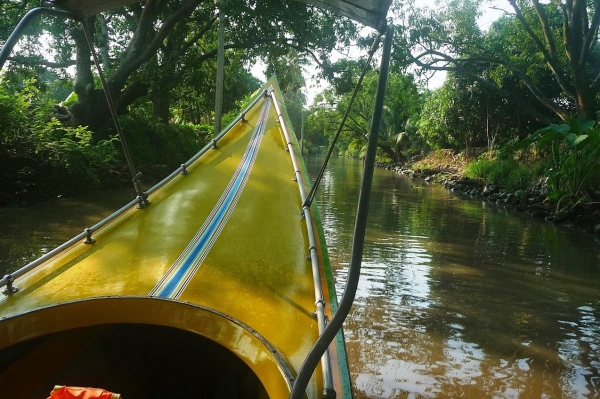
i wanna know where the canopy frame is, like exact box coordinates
[48,0,391,32]
[297,0,391,32]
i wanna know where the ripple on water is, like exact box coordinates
[306,156,600,399]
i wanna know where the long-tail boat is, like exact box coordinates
[0,1,393,398]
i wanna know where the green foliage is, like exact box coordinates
[118,106,209,167]
[0,86,29,141]
[416,68,545,155]
[0,76,214,204]
[518,119,600,203]
[2,0,356,132]
[417,86,458,149]
[307,65,422,161]
[34,119,119,177]
[464,158,537,191]
[171,53,261,126]
[221,92,261,131]
[0,79,120,203]
[397,0,599,122]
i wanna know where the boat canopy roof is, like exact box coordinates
[296,0,390,32]
[52,0,391,32]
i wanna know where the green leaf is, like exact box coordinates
[63,92,78,106]
[575,118,596,133]
[570,134,588,148]
[548,123,571,135]
[547,190,567,202]
[586,128,600,143]
[536,130,560,148]
[513,136,536,149]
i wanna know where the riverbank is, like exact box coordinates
[0,163,173,207]
[377,150,600,237]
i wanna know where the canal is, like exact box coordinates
[305,156,600,399]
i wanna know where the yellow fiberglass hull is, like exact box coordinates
[0,78,351,399]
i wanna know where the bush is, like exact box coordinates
[464,157,537,191]
[0,80,217,205]
[117,109,209,168]
[517,119,600,203]
[0,80,122,203]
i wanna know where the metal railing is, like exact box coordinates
[271,89,336,398]
[144,90,266,195]
[0,7,81,70]
[289,23,395,399]
[1,90,267,295]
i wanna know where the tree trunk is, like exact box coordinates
[65,2,204,134]
[152,93,171,124]
[68,20,112,135]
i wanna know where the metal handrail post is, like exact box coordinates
[289,23,394,399]
[213,1,225,134]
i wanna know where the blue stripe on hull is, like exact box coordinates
[150,95,272,298]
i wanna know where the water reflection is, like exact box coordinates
[0,188,135,275]
[307,156,600,398]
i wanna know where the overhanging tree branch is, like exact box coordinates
[507,0,573,97]
[196,37,329,70]
[532,0,559,61]
[142,0,205,63]
[580,0,600,66]
[402,0,599,121]
[108,0,204,91]
[407,49,557,123]
[590,69,600,90]
[6,56,76,68]
[175,13,218,58]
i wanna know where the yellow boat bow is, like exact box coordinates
[0,78,350,399]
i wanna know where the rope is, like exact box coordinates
[302,35,382,209]
[81,20,149,207]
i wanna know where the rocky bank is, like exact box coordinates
[376,158,600,237]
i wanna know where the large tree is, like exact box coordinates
[1,0,356,133]
[396,0,600,122]
[308,59,422,162]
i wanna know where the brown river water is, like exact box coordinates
[1,156,600,398]
[305,156,600,399]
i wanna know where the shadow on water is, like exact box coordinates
[0,188,136,276]
[306,156,600,399]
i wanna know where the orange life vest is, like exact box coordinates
[47,386,121,399]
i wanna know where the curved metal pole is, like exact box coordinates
[0,7,80,71]
[289,23,394,399]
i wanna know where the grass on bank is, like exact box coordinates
[405,148,541,192]
[414,126,600,209]
[463,157,539,192]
